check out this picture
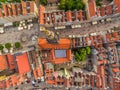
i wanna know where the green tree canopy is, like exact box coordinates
[0,0,21,3]
[74,47,91,62]
[96,0,101,7]
[0,44,4,51]
[39,0,47,5]
[14,42,21,49]
[0,0,25,8]
[5,43,12,50]
[59,0,85,11]
[86,46,91,54]
[75,51,81,62]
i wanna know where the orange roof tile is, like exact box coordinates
[66,11,72,22]
[111,32,119,37]
[100,7,106,16]
[106,5,113,15]
[114,0,120,13]
[11,74,19,86]
[38,38,71,49]
[0,1,35,18]
[39,5,45,24]
[112,68,120,73]
[16,53,31,75]
[33,67,42,79]
[88,0,96,17]
[98,60,104,65]
[7,54,15,70]
[0,80,6,89]
[96,75,101,87]
[37,68,42,77]
[6,79,11,88]
[112,63,119,67]
[0,55,8,71]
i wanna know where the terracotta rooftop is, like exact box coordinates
[38,38,71,49]
[112,68,120,73]
[16,53,31,75]
[0,55,8,71]
[7,54,15,70]
[88,0,96,18]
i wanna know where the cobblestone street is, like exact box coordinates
[55,17,120,38]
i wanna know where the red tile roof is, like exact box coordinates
[66,11,72,22]
[33,67,42,79]
[96,75,101,87]
[114,0,120,13]
[7,54,15,70]
[99,7,106,16]
[88,0,96,17]
[0,55,8,71]
[112,68,120,73]
[106,5,113,15]
[0,80,6,89]
[11,74,19,86]
[0,1,35,17]
[16,53,31,75]
[39,5,45,24]
[38,38,71,49]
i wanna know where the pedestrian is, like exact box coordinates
[34,79,36,82]
[32,80,35,87]
[38,78,41,83]
[27,79,30,83]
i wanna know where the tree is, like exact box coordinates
[0,0,21,8]
[79,48,87,61]
[59,0,85,11]
[39,0,47,5]
[74,47,91,62]
[5,43,12,50]
[14,42,21,49]
[96,0,101,7]
[80,54,86,61]
[0,44,4,51]
[74,0,85,10]
[85,46,91,54]
[65,0,74,10]
[75,51,81,62]
[59,0,66,10]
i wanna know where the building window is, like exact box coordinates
[55,50,66,58]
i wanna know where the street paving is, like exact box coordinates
[0,24,39,44]
[52,15,120,38]
[8,81,103,90]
